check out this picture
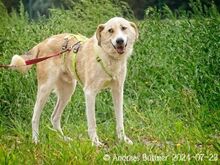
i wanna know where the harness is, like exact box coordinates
[65,34,113,85]
[0,34,113,85]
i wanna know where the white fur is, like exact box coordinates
[10,55,26,73]
[111,30,128,47]
[12,18,138,147]
[10,55,25,66]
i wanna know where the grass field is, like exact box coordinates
[0,1,219,164]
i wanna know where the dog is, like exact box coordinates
[10,17,138,146]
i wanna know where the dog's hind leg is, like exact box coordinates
[51,78,76,141]
[32,81,53,144]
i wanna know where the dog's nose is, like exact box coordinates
[116,38,124,45]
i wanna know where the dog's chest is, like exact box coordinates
[100,62,126,89]
[106,60,125,77]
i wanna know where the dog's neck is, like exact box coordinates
[93,39,128,76]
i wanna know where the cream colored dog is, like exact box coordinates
[10,17,138,146]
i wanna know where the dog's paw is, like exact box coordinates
[91,137,104,147]
[123,136,133,145]
[32,137,39,144]
[58,135,73,142]
[92,140,104,147]
[119,135,133,145]
[32,132,40,144]
[63,136,73,142]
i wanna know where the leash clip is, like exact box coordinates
[72,41,81,53]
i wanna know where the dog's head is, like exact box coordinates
[96,17,138,59]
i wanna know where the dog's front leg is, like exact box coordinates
[84,88,103,146]
[111,79,133,145]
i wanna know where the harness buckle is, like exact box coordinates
[62,38,69,50]
[96,56,101,62]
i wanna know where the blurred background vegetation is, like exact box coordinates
[2,0,220,19]
[0,0,219,163]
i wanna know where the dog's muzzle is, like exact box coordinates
[111,38,127,55]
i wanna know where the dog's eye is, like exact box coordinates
[121,26,127,31]
[108,28,114,33]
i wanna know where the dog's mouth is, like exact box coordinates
[111,41,127,55]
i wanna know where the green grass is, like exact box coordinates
[0,1,219,164]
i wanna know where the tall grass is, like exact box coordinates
[0,0,219,164]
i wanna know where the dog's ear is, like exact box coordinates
[130,22,139,40]
[96,24,105,46]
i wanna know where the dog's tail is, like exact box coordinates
[10,45,39,73]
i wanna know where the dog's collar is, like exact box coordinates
[94,46,113,79]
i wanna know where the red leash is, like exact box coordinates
[0,41,81,68]
[25,47,72,65]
